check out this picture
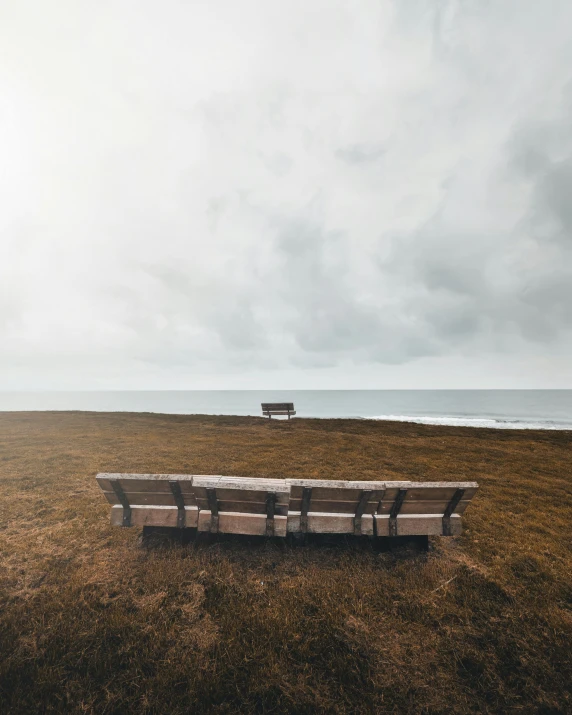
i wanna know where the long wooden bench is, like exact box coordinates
[261,402,296,419]
[97,474,478,538]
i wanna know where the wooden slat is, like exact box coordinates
[193,475,286,484]
[110,505,199,528]
[102,492,171,506]
[380,483,477,498]
[377,499,474,515]
[194,499,288,516]
[97,473,194,490]
[375,514,462,537]
[192,487,289,503]
[261,403,294,410]
[197,511,287,537]
[98,472,195,481]
[381,485,478,500]
[98,479,172,493]
[191,477,289,494]
[288,498,380,514]
[287,512,374,535]
[287,480,386,501]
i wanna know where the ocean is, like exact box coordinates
[0,390,571,430]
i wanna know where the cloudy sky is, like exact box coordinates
[1,0,572,389]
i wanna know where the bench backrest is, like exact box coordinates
[97,474,478,537]
[373,481,478,536]
[97,473,196,507]
[262,403,294,411]
[190,476,289,535]
[287,479,384,535]
[96,473,198,528]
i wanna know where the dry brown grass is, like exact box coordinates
[0,411,571,714]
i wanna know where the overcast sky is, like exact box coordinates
[1,0,572,389]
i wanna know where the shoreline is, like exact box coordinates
[0,408,571,431]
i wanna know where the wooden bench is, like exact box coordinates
[97,474,477,538]
[261,402,296,419]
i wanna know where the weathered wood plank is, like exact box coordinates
[287,512,374,535]
[197,511,287,536]
[194,499,288,516]
[110,505,199,528]
[98,472,196,481]
[101,492,197,507]
[377,499,474,515]
[191,477,289,494]
[375,514,462,536]
[288,498,380,514]
[385,481,479,491]
[287,479,386,498]
[380,485,478,501]
[192,487,289,503]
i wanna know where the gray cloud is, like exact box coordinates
[336,144,386,164]
[1,0,572,388]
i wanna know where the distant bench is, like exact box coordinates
[261,402,296,419]
[97,474,478,538]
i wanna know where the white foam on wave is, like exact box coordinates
[369,414,572,430]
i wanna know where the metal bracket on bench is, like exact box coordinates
[206,488,219,533]
[354,490,372,535]
[300,487,312,534]
[266,492,276,537]
[442,488,465,536]
[389,489,407,537]
[169,480,186,529]
[111,481,132,527]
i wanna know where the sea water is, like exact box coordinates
[0,390,571,430]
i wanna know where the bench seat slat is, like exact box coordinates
[197,511,288,536]
[375,514,462,536]
[110,505,199,528]
[102,492,197,507]
[287,512,375,535]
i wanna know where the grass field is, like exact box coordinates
[0,411,571,714]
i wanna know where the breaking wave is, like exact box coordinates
[369,415,572,430]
